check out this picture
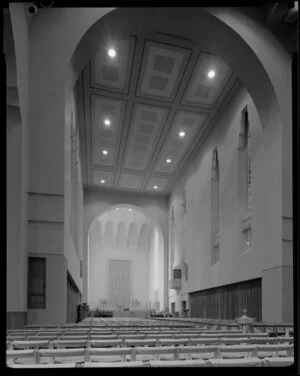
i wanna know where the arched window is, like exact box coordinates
[182,190,187,216]
[104,220,114,248]
[211,147,220,264]
[116,222,126,248]
[169,206,175,276]
[127,222,138,249]
[238,106,252,252]
[70,110,82,256]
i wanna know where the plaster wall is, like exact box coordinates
[169,85,286,322]
[64,91,83,293]
[6,5,29,318]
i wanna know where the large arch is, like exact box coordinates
[23,6,294,322]
[87,203,166,311]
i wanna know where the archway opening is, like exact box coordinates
[87,204,165,314]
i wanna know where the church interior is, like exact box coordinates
[5,2,298,369]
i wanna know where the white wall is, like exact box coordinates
[64,91,83,293]
[6,5,29,323]
[169,84,285,321]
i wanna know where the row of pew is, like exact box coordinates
[7,331,293,341]
[7,336,294,349]
[6,318,294,368]
[154,317,294,335]
[7,344,294,366]
[8,357,295,368]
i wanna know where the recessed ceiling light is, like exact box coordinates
[108,48,116,58]
[129,208,132,211]
[166,158,172,163]
[153,185,158,189]
[208,70,215,79]
[100,179,106,184]
[104,119,111,126]
[179,131,186,138]
[102,150,108,155]
[116,207,119,210]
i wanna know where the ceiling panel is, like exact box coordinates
[123,103,169,171]
[144,176,170,192]
[153,111,207,174]
[117,173,144,190]
[92,170,115,187]
[91,37,135,94]
[136,40,191,102]
[91,95,126,168]
[181,53,232,108]
[78,33,239,196]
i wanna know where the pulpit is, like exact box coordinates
[235,308,255,334]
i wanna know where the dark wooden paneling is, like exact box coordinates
[189,278,261,321]
[67,273,81,323]
[27,257,46,309]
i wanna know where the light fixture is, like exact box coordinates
[102,150,108,155]
[108,48,116,58]
[208,70,215,79]
[153,185,158,189]
[166,158,172,163]
[100,179,106,184]
[129,208,132,211]
[179,131,186,138]
[116,207,119,211]
[104,119,111,126]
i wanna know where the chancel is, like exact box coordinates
[5,3,298,369]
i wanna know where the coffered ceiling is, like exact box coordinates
[76,32,240,197]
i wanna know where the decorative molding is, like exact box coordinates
[282,216,293,241]
[28,219,64,225]
[28,193,64,223]
[28,192,64,198]
[262,265,293,273]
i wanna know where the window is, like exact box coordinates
[212,244,220,264]
[183,262,188,281]
[239,106,252,214]
[169,206,175,273]
[238,106,252,252]
[211,147,220,264]
[182,189,187,216]
[70,117,81,256]
[173,268,182,279]
[170,206,175,227]
[243,227,252,250]
[243,110,252,213]
[27,257,46,309]
[171,302,175,315]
